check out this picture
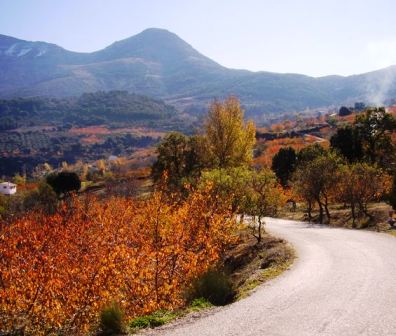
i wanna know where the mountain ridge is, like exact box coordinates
[1,28,396,116]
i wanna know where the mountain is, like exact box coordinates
[1,28,396,116]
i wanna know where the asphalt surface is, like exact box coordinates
[142,218,396,336]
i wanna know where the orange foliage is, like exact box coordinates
[69,126,111,135]
[254,136,327,168]
[0,188,236,335]
[17,182,38,192]
[80,135,102,144]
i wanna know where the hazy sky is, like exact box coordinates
[1,0,396,77]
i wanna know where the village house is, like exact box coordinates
[0,182,17,195]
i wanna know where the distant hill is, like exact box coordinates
[1,28,396,116]
[0,91,177,129]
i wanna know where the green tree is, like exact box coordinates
[245,168,283,242]
[297,143,326,166]
[152,133,210,190]
[271,147,297,186]
[205,96,256,168]
[330,126,363,163]
[46,172,81,196]
[339,106,352,116]
[355,108,396,169]
[199,167,253,214]
[152,132,190,189]
[184,135,212,179]
[200,167,284,242]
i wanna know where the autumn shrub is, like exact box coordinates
[0,186,237,335]
[188,269,234,306]
[98,302,125,336]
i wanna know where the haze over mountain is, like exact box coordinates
[1,28,396,116]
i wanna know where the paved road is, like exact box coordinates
[143,218,396,336]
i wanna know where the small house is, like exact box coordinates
[0,182,17,195]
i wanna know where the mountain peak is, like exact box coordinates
[108,27,191,51]
[138,27,177,37]
[93,27,215,68]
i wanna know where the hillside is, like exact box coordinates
[1,28,396,115]
[0,90,178,129]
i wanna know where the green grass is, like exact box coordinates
[129,310,177,331]
[187,298,213,312]
[98,302,125,335]
[128,299,213,333]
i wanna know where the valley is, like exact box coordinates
[1,3,396,334]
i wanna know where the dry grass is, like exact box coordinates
[224,230,295,300]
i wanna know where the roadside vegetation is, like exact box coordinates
[0,96,293,335]
[2,97,395,334]
[267,107,396,227]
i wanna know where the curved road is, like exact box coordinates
[143,218,396,336]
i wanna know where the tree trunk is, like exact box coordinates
[324,196,331,224]
[307,200,312,223]
[317,199,324,224]
[351,202,356,228]
[253,215,263,243]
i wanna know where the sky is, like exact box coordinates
[1,0,396,77]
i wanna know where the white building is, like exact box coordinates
[0,182,17,195]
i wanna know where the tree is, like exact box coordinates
[297,143,326,166]
[245,168,284,242]
[338,163,391,226]
[330,126,363,163]
[151,132,190,189]
[355,108,396,169]
[339,106,352,116]
[271,147,297,186]
[46,171,81,196]
[152,133,209,190]
[293,151,341,223]
[199,167,253,214]
[184,135,212,179]
[205,96,256,168]
[200,167,285,242]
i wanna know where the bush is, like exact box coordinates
[188,269,234,306]
[98,303,125,335]
[129,310,177,330]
